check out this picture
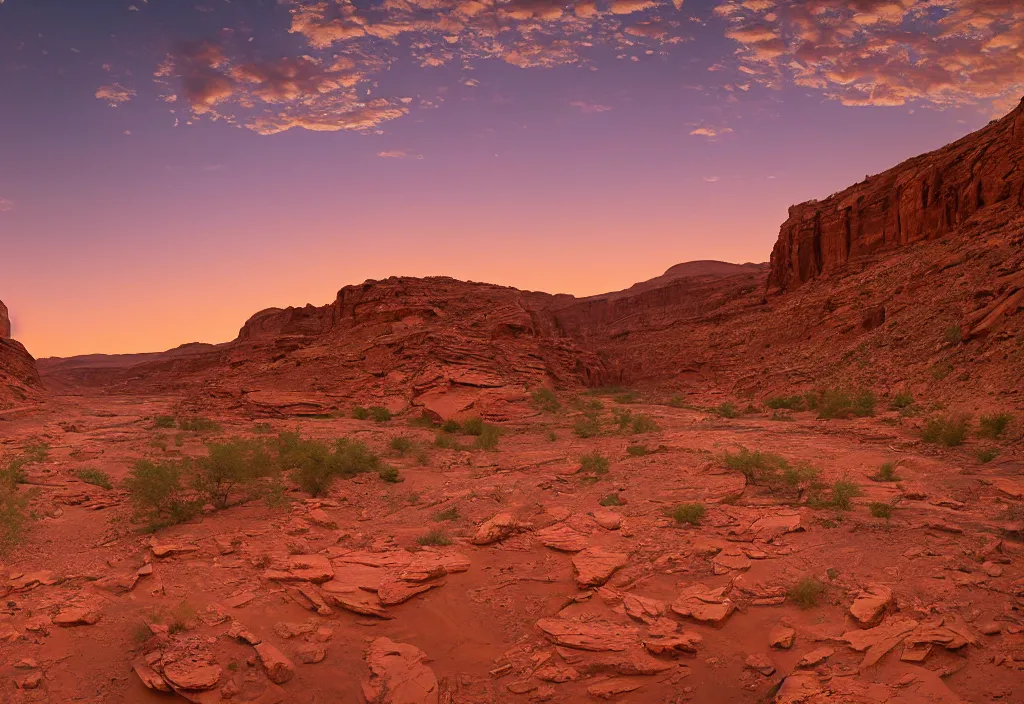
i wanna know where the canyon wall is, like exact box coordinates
[0,298,42,408]
[769,98,1024,291]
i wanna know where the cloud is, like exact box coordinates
[689,126,732,137]
[95,83,136,106]
[569,99,612,112]
[0,198,13,213]
[377,150,424,159]
[703,175,719,182]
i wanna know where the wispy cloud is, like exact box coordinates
[95,83,136,106]
[689,126,732,137]
[377,150,423,159]
[569,100,612,113]
[0,198,14,213]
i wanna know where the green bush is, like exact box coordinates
[408,411,439,429]
[352,406,370,420]
[416,528,452,546]
[461,417,485,436]
[1,456,28,486]
[574,416,601,438]
[765,395,806,411]
[922,414,970,447]
[124,459,200,525]
[612,408,633,430]
[475,424,500,451]
[178,416,221,433]
[667,394,686,408]
[432,506,459,521]
[76,469,113,490]
[23,442,50,464]
[545,430,558,442]
[889,391,914,410]
[813,388,875,419]
[626,445,649,457]
[531,388,561,413]
[976,448,999,464]
[614,391,639,404]
[869,502,892,519]
[378,465,403,483]
[870,462,900,482]
[599,493,622,507]
[154,415,177,429]
[390,436,414,456]
[816,479,861,510]
[194,438,273,509]
[580,451,610,476]
[979,413,1012,439]
[369,406,392,423]
[715,402,739,419]
[788,577,825,609]
[282,435,380,497]
[434,433,463,450]
[441,419,461,433]
[670,503,705,525]
[943,324,962,345]
[721,447,789,485]
[630,414,659,434]
[0,484,26,553]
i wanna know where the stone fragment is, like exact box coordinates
[53,605,101,626]
[744,653,775,676]
[320,581,393,619]
[769,625,796,649]
[572,547,628,588]
[535,524,588,552]
[535,666,578,683]
[162,660,222,691]
[796,647,834,668]
[134,663,171,693]
[622,594,667,623]
[593,508,621,530]
[775,671,822,704]
[255,643,295,684]
[263,554,334,584]
[151,543,199,558]
[671,584,735,626]
[361,637,439,704]
[472,513,520,545]
[643,631,702,655]
[587,679,642,699]
[712,548,752,574]
[849,585,893,628]
[296,645,327,664]
[378,578,445,606]
[535,618,637,652]
[307,508,337,528]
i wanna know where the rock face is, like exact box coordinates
[0,299,10,339]
[769,98,1024,291]
[0,298,42,408]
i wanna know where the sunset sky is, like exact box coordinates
[2,0,1022,358]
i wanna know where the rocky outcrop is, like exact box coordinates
[0,298,42,408]
[1,299,10,339]
[770,98,1024,291]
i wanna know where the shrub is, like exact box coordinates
[766,395,806,411]
[334,439,382,477]
[283,436,380,497]
[178,417,221,433]
[378,465,403,483]
[408,412,439,429]
[432,505,459,521]
[667,394,685,408]
[441,419,461,434]
[434,433,462,450]
[1,456,28,486]
[599,493,622,507]
[194,438,273,509]
[369,406,392,423]
[574,416,601,438]
[461,417,485,436]
[943,324,962,345]
[921,414,970,447]
[23,442,50,464]
[626,445,649,457]
[721,448,789,486]
[475,424,500,451]
[390,436,414,456]
[814,388,875,419]
[124,459,200,525]
[532,388,561,413]
[869,502,892,519]
[76,469,113,490]
[614,391,639,404]
[670,503,705,526]
[352,406,370,420]
[0,484,26,553]
[630,414,659,434]
[979,413,1012,439]
[572,397,605,413]
[788,577,825,609]
[781,463,819,488]
[976,448,999,464]
[715,402,739,419]
[931,361,954,380]
[546,430,558,442]
[816,479,861,510]
[870,462,900,482]
[889,391,914,410]
[154,415,176,429]
[253,422,273,434]
[416,528,452,546]
[580,451,610,476]
[612,408,633,430]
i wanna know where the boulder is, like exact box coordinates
[361,637,439,704]
[572,547,628,588]
[849,585,893,628]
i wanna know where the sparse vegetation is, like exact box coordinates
[441,419,461,434]
[194,438,274,509]
[922,413,970,447]
[788,577,826,609]
[599,493,622,507]
[378,465,403,483]
[613,391,639,404]
[630,414,659,434]
[416,528,452,546]
[943,324,962,345]
[178,416,221,433]
[76,468,113,490]
[765,395,806,411]
[0,467,27,552]
[434,433,463,450]
[545,430,558,442]
[279,434,381,497]
[579,451,610,476]
[124,459,201,528]
[669,503,706,526]
[814,479,861,510]
[531,388,561,413]
[979,412,1012,439]
[368,406,392,423]
[976,448,999,464]
[889,391,914,410]
[390,436,414,456]
[721,447,821,497]
[869,502,892,519]
[475,424,500,451]
[870,462,900,482]
[352,406,370,420]
[573,415,601,438]
[667,394,686,408]
[154,415,176,429]
[626,445,649,457]
[715,402,739,419]
[408,412,439,429]
[461,417,485,436]
[432,505,459,521]
[931,361,954,380]
[810,388,875,419]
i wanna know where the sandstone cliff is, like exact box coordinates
[0,298,43,409]
[769,98,1024,291]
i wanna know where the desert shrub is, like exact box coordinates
[943,324,962,345]
[369,406,392,423]
[670,503,705,526]
[178,416,221,433]
[390,436,414,456]
[815,479,861,510]
[572,396,605,413]
[889,391,914,410]
[352,406,370,420]
[440,419,461,433]
[574,416,601,438]
[813,388,875,419]
[124,459,200,525]
[154,415,176,429]
[715,402,739,419]
[630,414,659,434]
[545,430,558,442]
[253,422,273,434]
[612,408,633,430]
[475,424,500,451]
[921,414,970,447]
[869,502,892,519]
[434,433,462,450]
[194,438,273,509]
[976,448,1000,464]
[76,469,113,490]
[378,465,403,483]
[979,413,1012,439]
[461,417,485,436]
[532,388,561,413]
[580,451,610,476]
[408,412,438,429]
[614,391,639,404]
[283,436,379,497]
[334,438,382,477]
[721,448,789,485]
[931,361,954,380]
[432,505,459,521]
[788,577,825,609]
[599,493,622,507]
[23,441,49,464]
[667,394,686,408]
[870,462,900,482]
[1,456,29,486]
[781,463,819,488]
[416,528,452,546]
[765,395,806,411]
[626,445,649,457]
[0,482,26,553]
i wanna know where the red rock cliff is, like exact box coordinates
[0,298,43,407]
[769,98,1024,291]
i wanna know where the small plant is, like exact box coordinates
[154,415,176,429]
[574,415,601,438]
[869,502,892,519]
[461,417,485,436]
[979,413,1012,439]
[870,462,900,482]
[531,388,561,413]
[378,465,403,483]
[921,414,970,447]
[23,441,50,464]
[889,391,914,410]
[721,447,789,486]
[194,438,273,509]
[614,391,639,404]
[253,422,273,434]
[352,406,370,420]
[630,414,659,434]
[826,568,839,581]
[432,505,459,521]
[599,493,622,507]
[390,436,414,456]
[408,412,439,429]
[931,361,954,380]
[788,577,826,609]
[434,433,462,450]
[416,528,452,546]
[813,388,875,419]
[626,445,648,457]
[124,459,200,527]
[474,424,500,451]
[943,324,962,345]
[670,503,706,526]
[545,430,558,442]
[283,435,381,497]
[0,483,27,553]
[817,479,861,510]
[667,394,685,408]
[414,448,430,465]
[976,448,999,464]
[76,469,113,490]
[579,451,610,476]
[765,395,806,411]
[369,406,392,423]
[715,402,739,419]
[441,419,461,433]
[178,416,221,433]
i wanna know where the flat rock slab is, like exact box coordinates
[320,582,393,619]
[255,643,295,684]
[162,661,222,691]
[472,512,520,545]
[361,637,439,704]
[53,606,101,626]
[536,618,638,652]
[399,552,470,581]
[593,508,622,530]
[849,584,893,628]
[536,524,589,552]
[378,578,445,606]
[671,584,735,626]
[263,554,334,584]
[588,679,643,699]
[573,547,628,588]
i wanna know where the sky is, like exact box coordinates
[1,0,1022,358]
